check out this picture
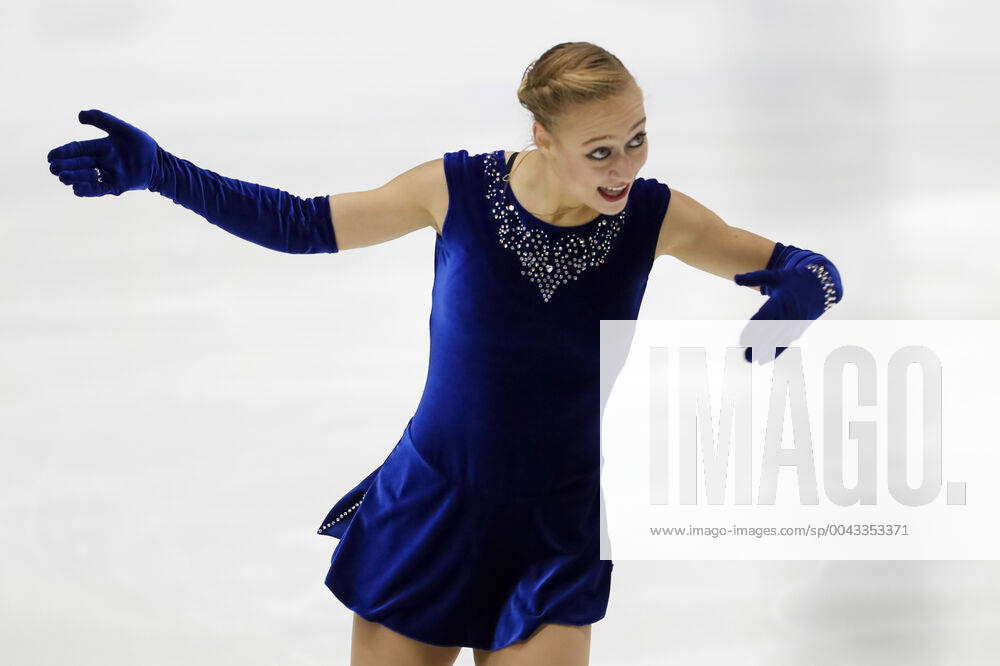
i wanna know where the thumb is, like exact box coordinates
[734,268,779,289]
[78,109,129,134]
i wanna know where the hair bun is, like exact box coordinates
[516,42,636,138]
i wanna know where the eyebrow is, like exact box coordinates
[583,117,647,145]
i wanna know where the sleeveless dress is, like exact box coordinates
[316,148,671,650]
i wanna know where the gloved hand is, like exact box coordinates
[47,109,160,197]
[45,109,338,254]
[734,243,843,364]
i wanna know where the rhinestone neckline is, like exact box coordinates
[484,150,628,303]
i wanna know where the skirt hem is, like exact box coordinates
[325,573,610,651]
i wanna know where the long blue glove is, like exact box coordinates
[734,242,844,363]
[46,109,338,254]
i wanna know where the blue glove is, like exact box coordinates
[47,109,159,196]
[734,242,844,363]
[47,109,338,254]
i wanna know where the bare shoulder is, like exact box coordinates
[383,156,449,236]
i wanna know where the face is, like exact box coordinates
[534,83,648,214]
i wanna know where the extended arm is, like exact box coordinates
[148,147,338,253]
[151,149,445,253]
[47,109,444,253]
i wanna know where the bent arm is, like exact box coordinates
[653,189,776,293]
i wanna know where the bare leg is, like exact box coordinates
[472,623,592,666]
[350,613,462,666]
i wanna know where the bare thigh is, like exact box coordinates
[350,613,462,666]
[472,623,592,666]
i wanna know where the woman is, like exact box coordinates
[46,42,842,666]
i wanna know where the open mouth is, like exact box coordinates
[597,183,629,201]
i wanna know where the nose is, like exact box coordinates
[607,153,637,183]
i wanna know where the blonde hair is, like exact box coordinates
[517,42,638,143]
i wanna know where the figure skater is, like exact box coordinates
[46,41,843,666]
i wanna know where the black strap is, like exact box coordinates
[506,151,518,174]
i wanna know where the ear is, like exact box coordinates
[532,121,551,152]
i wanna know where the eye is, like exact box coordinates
[587,132,647,161]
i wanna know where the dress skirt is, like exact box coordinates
[317,420,613,651]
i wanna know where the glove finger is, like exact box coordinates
[745,305,810,351]
[47,137,111,161]
[750,324,810,361]
[744,343,780,364]
[59,167,101,185]
[49,154,98,175]
[779,318,810,343]
[72,181,108,197]
[78,109,132,135]
[734,269,779,288]
[739,316,784,353]
[739,303,780,347]
[748,296,786,321]
[754,340,783,365]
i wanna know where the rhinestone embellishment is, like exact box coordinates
[484,151,627,302]
[317,490,367,534]
[804,263,839,312]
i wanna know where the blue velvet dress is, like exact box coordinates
[317,148,671,650]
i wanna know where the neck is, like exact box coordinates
[511,149,596,227]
